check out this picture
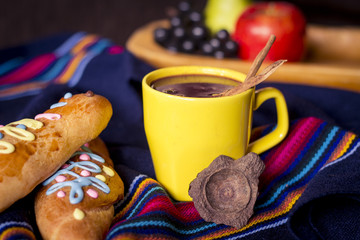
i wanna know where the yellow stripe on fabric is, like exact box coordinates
[327,132,356,164]
[56,51,86,84]
[114,178,159,221]
[203,133,357,240]
[71,34,98,55]
[0,82,48,98]
[0,226,36,240]
[200,187,304,240]
[246,190,303,227]
[55,34,98,84]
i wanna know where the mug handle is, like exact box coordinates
[247,87,289,154]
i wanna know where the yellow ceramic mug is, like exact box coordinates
[142,66,289,201]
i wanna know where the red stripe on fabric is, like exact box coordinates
[0,53,56,85]
[174,201,200,219]
[259,117,323,190]
[138,195,201,222]
[262,118,310,165]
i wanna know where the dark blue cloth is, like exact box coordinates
[288,148,360,239]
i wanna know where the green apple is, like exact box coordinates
[204,0,252,35]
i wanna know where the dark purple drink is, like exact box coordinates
[151,75,239,98]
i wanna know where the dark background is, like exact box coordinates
[0,0,359,50]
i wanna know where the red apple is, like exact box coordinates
[232,2,306,62]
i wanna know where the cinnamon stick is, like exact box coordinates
[219,34,286,97]
[245,34,276,82]
[222,59,286,96]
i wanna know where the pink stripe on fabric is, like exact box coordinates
[259,117,322,190]
[0,53,56,85]
[261,119,305,168]
[138,196,201,222]
[175,202,201,220]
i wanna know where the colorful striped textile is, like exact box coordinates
[0,32,122,101]
[1,33,359,239]
[107,117,359,239]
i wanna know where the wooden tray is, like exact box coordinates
[126,20,360,93]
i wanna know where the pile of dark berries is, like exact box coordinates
[153,1,239,59]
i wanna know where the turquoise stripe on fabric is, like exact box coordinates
[227,217,288,240]
[127,186,165,219]
[67,39,112,87]
[114,175,147,211]
[257,126,339,209]
[35,54,72,81]
[107,220,217,238]
[88,39,111,55]
[0,57,25,75]
[321,139,360,170]
[258,121,325,200]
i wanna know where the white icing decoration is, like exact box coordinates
[50,102,67,109]
[64,92,73,99]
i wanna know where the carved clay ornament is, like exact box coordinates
[189,152,265,229]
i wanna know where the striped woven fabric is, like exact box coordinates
[0,32,122,101]
[1,33,359,239]
[106,117,359,239]
[0,221,35,240]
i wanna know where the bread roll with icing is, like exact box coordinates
[0,91,112,212]
[35,137,124,240]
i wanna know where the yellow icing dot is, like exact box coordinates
[2,126,35,141]
[73,208,85,220]
[0,140,15,154]
[0,119,44,155]
[0,119,43,142]
[102,166,115,177]
[95,174,106,182]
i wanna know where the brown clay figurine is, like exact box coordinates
[188,153,265,229]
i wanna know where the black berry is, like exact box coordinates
[153,2,240,59]
[154,27,170,45]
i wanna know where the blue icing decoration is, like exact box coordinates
[43,160,109,204]
[46,175,109,204]
[80,145,93,153]
[16,124,26,129]
[72,151,105,163]
[70,160,102,173]
[43,160,102,186]
[70,144,105,163]
[50,102,67,109]
[64,92,73,99]
[43,147,109,204]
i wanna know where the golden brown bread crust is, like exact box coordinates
[0,92,113,212]
[35,138,124,240]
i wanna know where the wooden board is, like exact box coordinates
[126,20,360,93]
